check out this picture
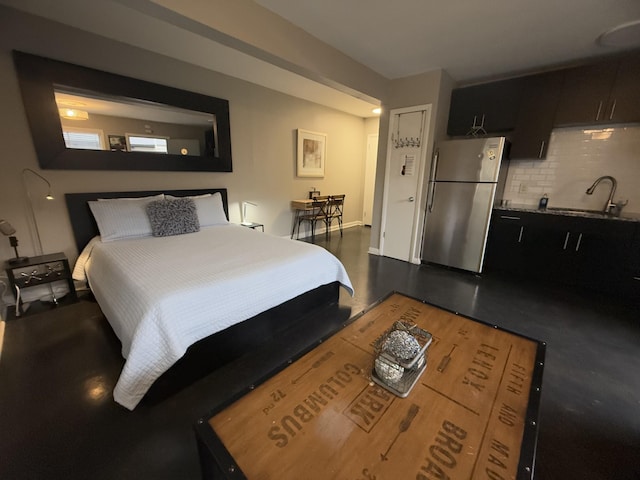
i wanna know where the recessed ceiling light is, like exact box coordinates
[597,20,640,47]
[58,108,89,120]
[372,107,382,115]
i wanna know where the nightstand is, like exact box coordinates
[4,252,77,317]
[240,222,264,232]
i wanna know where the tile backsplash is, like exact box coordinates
[504,125,640,213]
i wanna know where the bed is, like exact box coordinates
[65,189,353,410]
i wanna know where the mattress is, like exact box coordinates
[80,225,353,410]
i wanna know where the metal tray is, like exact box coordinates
[371,356,427,398]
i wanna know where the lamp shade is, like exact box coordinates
[241,201,257,225]
[0,219,16,236]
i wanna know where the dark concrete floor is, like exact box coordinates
[1,226,639,479]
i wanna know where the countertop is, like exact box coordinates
[493,204,640,223]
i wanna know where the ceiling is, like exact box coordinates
[254,0,640,82]
[3,0,640,118]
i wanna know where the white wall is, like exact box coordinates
[369,69,454,250]
[504,125,640,214]
[0,7,375,265]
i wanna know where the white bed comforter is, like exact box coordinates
[82,225,353,410]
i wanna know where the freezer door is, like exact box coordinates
[422,182,496,273]
[433,137,505,182]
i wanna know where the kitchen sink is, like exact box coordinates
[546,207,613,218]
[547,207,604,214]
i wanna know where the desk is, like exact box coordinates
[290,199,316,238]
[196,292,545,480]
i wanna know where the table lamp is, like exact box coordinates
[0,219,29,265]
[241,201,257,225]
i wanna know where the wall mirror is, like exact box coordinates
[13,51,232,172]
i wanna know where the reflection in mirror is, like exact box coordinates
[13,51,232,172]
[54,88,218,157]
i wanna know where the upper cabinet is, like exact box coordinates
[509,71,564,160]
[447,78,523,136]
[607,55,640,123]
[446,52,640,159]
[554,55,640,127]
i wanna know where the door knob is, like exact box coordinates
[408,196,415,202]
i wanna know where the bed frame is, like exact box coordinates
[64,188,341,406]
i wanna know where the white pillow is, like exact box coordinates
[97,194,165,201]
[166,192,228,226]
[89,195,163,242]
[165,193,211,200]
[72,235,101,282]
[193,192,228,226]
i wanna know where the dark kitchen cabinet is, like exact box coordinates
[554,54,640,126]
[447,78,524,136]
[484,212,528,271]
[622,224,640,303]
[509,71,564,159]
[553,61,617,126]
[555,217,633,291]
[606,55,640,124]
[485,210,637,301]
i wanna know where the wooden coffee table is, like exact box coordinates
[196,292,545,479]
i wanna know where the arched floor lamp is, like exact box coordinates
[22,168,54,257]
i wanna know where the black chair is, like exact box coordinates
[297,196,330,242]
[326,194,345,237]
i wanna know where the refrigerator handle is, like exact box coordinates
[430,148,440,181]
[428,182,436,212]
[427,148,440,213]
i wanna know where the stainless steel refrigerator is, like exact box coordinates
[421,137,507,273]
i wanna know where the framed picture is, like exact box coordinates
[108,135,127,152]
[297,129,326,177]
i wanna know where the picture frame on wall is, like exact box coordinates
[108,135,127,152]
[296,129,326,177]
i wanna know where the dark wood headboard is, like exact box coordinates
[65,188,229,252]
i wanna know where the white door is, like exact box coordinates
[380,105,431,263]
[362,134,378,226]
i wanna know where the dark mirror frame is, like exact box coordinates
[13,51,233,172]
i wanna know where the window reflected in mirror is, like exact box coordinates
[54,87,218,157]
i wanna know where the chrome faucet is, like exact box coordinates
[586,175,617,214]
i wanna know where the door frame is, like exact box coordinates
[379,104,432,264]
[362,133,378,226]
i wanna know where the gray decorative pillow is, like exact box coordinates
[146,198,200,237]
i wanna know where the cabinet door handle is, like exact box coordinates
[500,215,521,220]
[575,233,583,252]
[609,99,617,120]
[634,277,640,281]
[563,232,571,250]
[518,226,524,243]
[595,101,603,121]
[538,140,545,159]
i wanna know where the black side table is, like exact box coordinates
[4,252,77,317]
[240,222,264,232]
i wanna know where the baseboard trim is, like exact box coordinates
[368,247,380,255]
[289,221,362,240]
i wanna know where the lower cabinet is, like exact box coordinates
[485,210,638,302]
[623,224,640,300]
